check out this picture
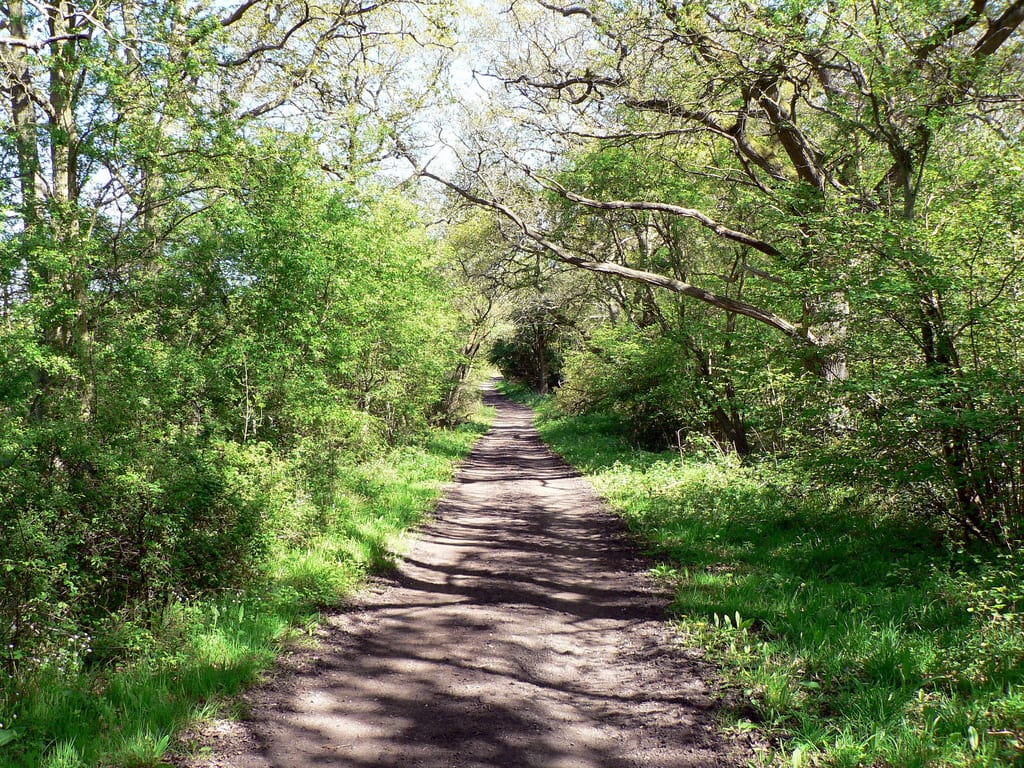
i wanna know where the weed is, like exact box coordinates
[117,729,171,768]
[41,740,83,768]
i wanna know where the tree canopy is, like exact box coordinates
[422,0,1024,539]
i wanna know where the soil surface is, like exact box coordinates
[176,383,746,768]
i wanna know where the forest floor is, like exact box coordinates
[173,382,749,768]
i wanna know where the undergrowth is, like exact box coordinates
[0,412,490,768]
[516,389,1024,767]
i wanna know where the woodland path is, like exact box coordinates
[178,383,743,768]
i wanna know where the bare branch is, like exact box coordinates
[912,0,987,65]
[537,175,783,258]
[412,164,816,345]
[0,32,88,50]
[219,0,263,28]
[219,10,313,67]
[625,97,789,183]
[973,0,1024,58]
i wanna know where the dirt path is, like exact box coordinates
[179,384,744,768]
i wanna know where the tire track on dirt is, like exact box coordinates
[178,382,744,767]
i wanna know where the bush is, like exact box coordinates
[557,324,731,450]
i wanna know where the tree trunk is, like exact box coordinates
[7,0,45,224]
[919,292,995,538]
[47,0,93,419]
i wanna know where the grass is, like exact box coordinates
[0,409,491,768]
[513,391,1024,767]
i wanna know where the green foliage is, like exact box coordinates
[543,125,1024,536]
[535,406,1024,767]
[0,415,488,768]
[479,0,1024,539]
[0,116,478,765]
[495,379,549,410]
[0,2,476,765]
[746,138,1024,540]
[488,299,568,394]
[557,323,726,450]
[0,133,465,655]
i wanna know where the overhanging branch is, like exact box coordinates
[415,166,818,346]
[537,176,783,258]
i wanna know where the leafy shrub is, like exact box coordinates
[488,300,567,393]
[557,324,715,450]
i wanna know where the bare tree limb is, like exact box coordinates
[219,0,263,28]
[913,0,987,65]
[973,0,1024,58]
[0,32,88,49]
[219,10,313,67]
[535,174,784,258]
[413,164,817,345]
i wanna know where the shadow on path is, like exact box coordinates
[182,382,742,768]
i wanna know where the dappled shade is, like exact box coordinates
[191,384,740,768]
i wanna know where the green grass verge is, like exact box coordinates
[0,414,490,768]
[527,402,1024,767]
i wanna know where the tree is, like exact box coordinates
[419,0,1024,536]
[0,0,465,676]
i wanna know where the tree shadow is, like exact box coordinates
[229,389,736,768]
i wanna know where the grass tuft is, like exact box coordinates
[41,740,84,768]
[116,729,171,768]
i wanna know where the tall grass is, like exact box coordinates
[525,399,1024,767]
[0,414,490,768]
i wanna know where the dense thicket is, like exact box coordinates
[0,141,463,674]
[0,0,465,697]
